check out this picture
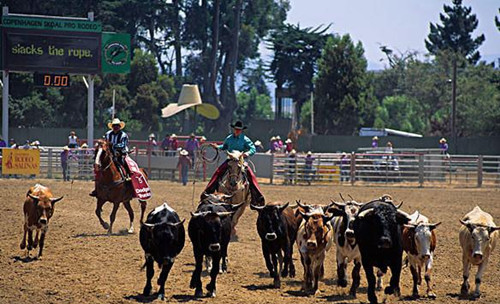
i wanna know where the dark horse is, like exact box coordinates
[93,139,147,234]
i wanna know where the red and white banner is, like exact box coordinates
[125,156,152,200]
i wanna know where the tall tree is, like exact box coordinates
[268,24,329,120]
[313,34,368,135]
[425,0,484,64]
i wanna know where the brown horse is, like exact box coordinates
[217,151,251,238]
[93,139,147,234]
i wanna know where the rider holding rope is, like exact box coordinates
[201,120,265,206]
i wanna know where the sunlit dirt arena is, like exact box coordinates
[1,179,500,304]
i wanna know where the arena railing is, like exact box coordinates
[271,152,500,188]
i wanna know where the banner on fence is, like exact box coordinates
[317,165,340,183]
[2,148,40,175]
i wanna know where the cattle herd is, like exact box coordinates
[20,184,500,304]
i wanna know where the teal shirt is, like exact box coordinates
[218,133,256,156]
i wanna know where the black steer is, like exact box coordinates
[139,203,185,301]
[251,202,299,288]
[353,199,410,304]
[188,202,242,297]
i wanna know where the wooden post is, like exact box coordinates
[48,148,53,178]
[477,155,483,188]
[350,152,356,185]
[270,153,274,184]
[418,154,424,188]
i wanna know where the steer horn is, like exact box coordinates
[277,202,290,212]
[50,196,64,204]
[339,193,346,202]
[167,219,186,227]
[331,199,346,208]
[296,200,308,210]
[216,211,235,217]
[28,193,39,201]
[357,208,374,218]
[250,204,265,211]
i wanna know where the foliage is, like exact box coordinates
[373,95,427,134]
[425,0,484,64]
[235,88,273,121]
[313,34,369,135]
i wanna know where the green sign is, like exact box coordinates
[101,32,131,74]
[2,16,101,32]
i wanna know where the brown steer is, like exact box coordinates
[20,184,64,258]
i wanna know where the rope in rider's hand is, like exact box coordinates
[191,143,220,207]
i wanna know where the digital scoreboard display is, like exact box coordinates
[33,72,70,87]
[2,27,101,74]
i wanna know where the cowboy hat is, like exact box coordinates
[230,120,247,130]
[161,84,220,120]
[254,140,262,146]
[200,136,207,141]
[285,138,292,144]
[63,146,70,151]
[149,133,155,138]
[30,141,40,146]
[270,136,276,141]
[307,151,312,156]
[276,135,281,140]
[372,136,379,140]
[180,149,189,156]
[439,138,447,143]
[171,134,177,138]
[81,143,88,148]
[107,118,125,130]
[289,149,296,155]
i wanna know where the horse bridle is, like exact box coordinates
[95,144,113,172]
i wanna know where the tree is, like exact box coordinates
[373,95,427,134]
[268,23,330,120]
[235,88,273,121]
[425,0,484,64]
[314,34,368,135]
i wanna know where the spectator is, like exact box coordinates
[254,140,265,153]
[68,131,79,148]
[304,151,315,185]
[9,138,17,148]
[285,138,293,153]
[269,137,277,153]
[22,140,31,149]
[439,138,448,153]
[276,135,284,152]
[169,134,179,151]
[340,152,350,182]
[200,136,207,145]
[0,136,6,148]
[177,149,192,186]
[160,134,171,151]
[385,141,393,153]
[185,133,199,166]
[372,136,379,148]
[148,133,158,155]
[30,140,44,151]
[60,146,75,181]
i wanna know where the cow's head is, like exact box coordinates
[357,203,411,249]
[329,200,364,245]
[295,200,334,216]
[191,210,235,252]
[300,211,333,250]
[28,193,64,226]
[251,202,289,241]
[405,222,441,260]
[460,220,500,263]
[142,219,185,248]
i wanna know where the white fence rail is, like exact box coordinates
[272,152,500,188]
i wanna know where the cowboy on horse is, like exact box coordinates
[201,120,265,206]
[90,118,131,197]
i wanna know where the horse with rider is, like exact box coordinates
[90,118,151,234]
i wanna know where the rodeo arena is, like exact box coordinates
[2,8,500,304]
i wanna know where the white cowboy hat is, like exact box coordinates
[149,133,155,138]
[161,84,220,120]
[171,134,177,138]
[63,146,70,151]
[307,151,312,156]
[107,118,126,130]
[180,149,189,156]
[276,135,281,140]
[290,149,296,155]
[372,136,378,140]
[254,140,262,146]
[439,138,447,143]
[81,143,88,148]
[285,138,292,144]
[30,140,40,146]
[270,136,276,141]
[200,136,207,141]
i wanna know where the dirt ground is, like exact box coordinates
[1,179,500,304]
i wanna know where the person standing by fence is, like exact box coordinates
[305,151,315,185]
[177,149,192,186]
[185,133,199,167]
[60,146,75,181]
